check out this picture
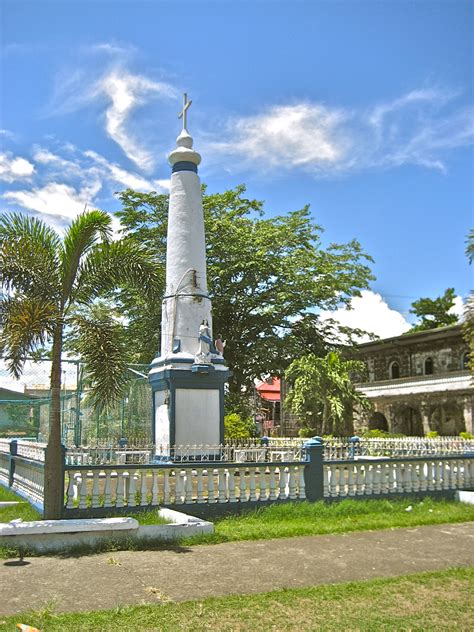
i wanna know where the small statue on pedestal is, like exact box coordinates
[195,320,213,364]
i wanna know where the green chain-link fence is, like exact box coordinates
[0,357,152,445]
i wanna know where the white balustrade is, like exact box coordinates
[63,463,307,511]
[323,457,472,499]
[259,468,268,501]
[0,452,9,486]
[16,441,47,462]
[11,460,44,505]
[104,471,112,507]
[0,438,11,455]
[228,469,237,502]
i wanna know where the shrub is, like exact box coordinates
[224,413,256,440]
[460,431,474,440]
[361,429,406,438]
[426,431,439,438]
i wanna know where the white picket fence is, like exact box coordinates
[324,456,473,498]
[64,463,306,510]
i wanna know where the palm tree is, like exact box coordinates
[0,210,159,518]
[285,351,371,436]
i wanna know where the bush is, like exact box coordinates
[224,413,256,440]
[361,429,406,438]
[426,431,439,438]
[460,431,474,440]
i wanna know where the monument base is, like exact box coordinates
[148,361,231,460]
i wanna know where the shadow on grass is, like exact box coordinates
[0,537,195,561]
[55,538,195,559]
[3,558,31,566]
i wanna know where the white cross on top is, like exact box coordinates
[178,93,192,130]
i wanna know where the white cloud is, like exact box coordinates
[4,180,102,221]
[210,103,347,173]
[1,140,171,233]
[0,152,35,182]
[98,70,177,171]
[49,65,178,171]
[208,87,474,177]
[32,147,84,178]
[0,129,16,139]
[320,291,411,342]
[449,295,465,320]
[30,144,168,194]
[83,149,167,192]
[87,43,137,57]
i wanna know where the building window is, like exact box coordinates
[424,357,434,375]
[389,361,400,379]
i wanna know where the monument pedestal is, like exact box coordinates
[149,357,231,459]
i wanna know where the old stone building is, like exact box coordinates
[353,325,472,436]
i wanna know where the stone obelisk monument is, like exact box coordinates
[149,95,230,452]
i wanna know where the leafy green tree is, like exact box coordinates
[466,229,474,265]
[115,186,374,394]
[409,288,458,332]
[462,230,474,372]
[284,351,371,436]
[0,211,158,518]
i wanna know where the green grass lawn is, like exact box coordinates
[1,495,473,558]
[184,497,474,545]
[0,486,41,523]
[125,508,171,525]
[4,567,473,631]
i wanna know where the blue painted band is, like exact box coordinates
[172,161,198,173]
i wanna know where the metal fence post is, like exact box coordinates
[349,435,360,460]
[8,439,18,488]
[303,437,324,501]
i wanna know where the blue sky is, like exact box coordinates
[1,0,473,337]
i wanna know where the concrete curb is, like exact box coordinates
[456,490,474,505]
[0,509,214,552]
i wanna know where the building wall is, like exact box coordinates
[354,326,472,436]
[364,333,467,382]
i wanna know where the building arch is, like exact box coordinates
[389,361,400,379]
[430,402,465,436]
[368,411,389,432]
[391,405,423,436]
[424,357,434,375]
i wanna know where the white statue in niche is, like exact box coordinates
[195,319,213,364]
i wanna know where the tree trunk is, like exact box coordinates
[43,324,65,519]
[322,400,332,436]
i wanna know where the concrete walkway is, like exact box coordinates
[1,522,473,616]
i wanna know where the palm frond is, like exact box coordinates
[0,212,62,252]
[75,239,161,304]
[0,295,57,378]
[0,212,61,297]
[61,210,112,306]
[71,303,128,411]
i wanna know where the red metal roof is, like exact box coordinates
[256,377,281,402]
